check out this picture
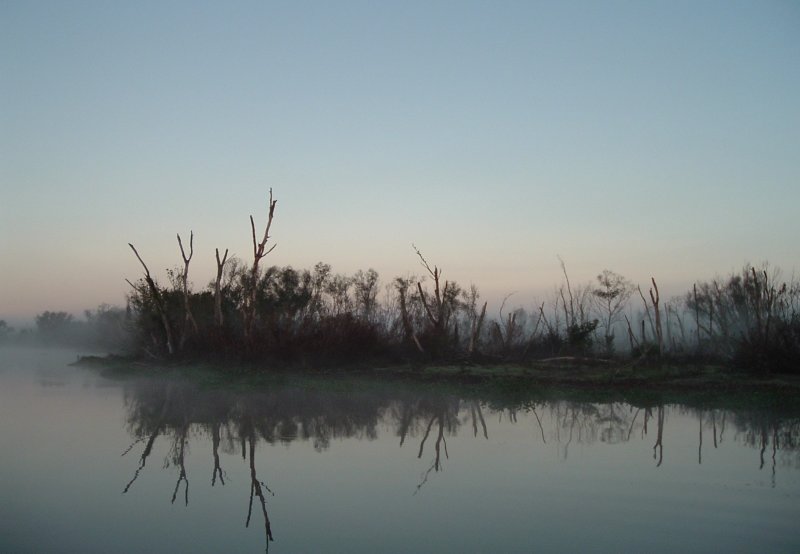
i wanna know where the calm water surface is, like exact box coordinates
[1,346,798,553]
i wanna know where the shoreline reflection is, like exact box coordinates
[119,376,800,547]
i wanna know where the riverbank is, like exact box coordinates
[74,353,800,410]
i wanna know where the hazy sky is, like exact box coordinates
[2,1,799,323]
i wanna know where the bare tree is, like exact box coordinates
[243,189,277,341]
[493,292,522,357]
[521,301,546,359]
[413,245,458,355]
[214,248,229,327]
[557,257,597,351]
[177,232,199,350]
[637,285,656,346]
[649,278,663,356]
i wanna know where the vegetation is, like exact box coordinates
[0,306,133,350]
[7,190,798,376]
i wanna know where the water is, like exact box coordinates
[1,346,798,553]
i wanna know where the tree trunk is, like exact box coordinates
[244,189,277,342]
[128,243,175,355]
[214,248,229,327]
[177,232,198,350]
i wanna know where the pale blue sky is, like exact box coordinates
[2,1,799,322]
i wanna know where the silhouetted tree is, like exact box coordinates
[243,189,277,342]
[413,245,462,358]
[128,243,176,355]
[592,270,633,355]
[213,248,229,327]
[176,231,199,350]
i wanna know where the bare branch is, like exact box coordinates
[558,256,575,323]
[412,243,437,279]
[244,189,279,340]
[125,278,145,293]
[177,231,194,264]
[214,248,229,327]
[417,282,437,325]
[128,243,151,278]
[250,215,258,259]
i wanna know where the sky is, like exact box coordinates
[2,1,799,325]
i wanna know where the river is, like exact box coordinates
[1,346,798,553]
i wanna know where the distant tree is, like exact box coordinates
[592,270,634,354]
[490,293,523,358]
[0,320,13,342]
[461,285,487,357]
[686,263,800,373]
[35,311,74,343]
[353,269,380,323]
[84,304,132,350]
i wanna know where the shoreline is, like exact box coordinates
[74,353,800,406]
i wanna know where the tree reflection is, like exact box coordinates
[653,405,664,467]
[122,381,172,494]
[119,375,800,544]
[414,400,455,493]
[245,433,274,544]
[169,423,189,506]
[210,422,226,486]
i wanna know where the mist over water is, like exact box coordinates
[1,346,798,553]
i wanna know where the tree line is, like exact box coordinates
[7,190,799,374]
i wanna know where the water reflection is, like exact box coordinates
[119,376,800,548]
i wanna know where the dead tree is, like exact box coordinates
[243,189,277,341]
[413,245,453,354]
[649,278,663,357]
[624,314,640,352]
[214,248,229,327]
[558,256,576,327]
[177,232,199,350]
[128,243,176,355]
[693,283,701,349]
[491,293,521,357]
[521,302,545,359]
